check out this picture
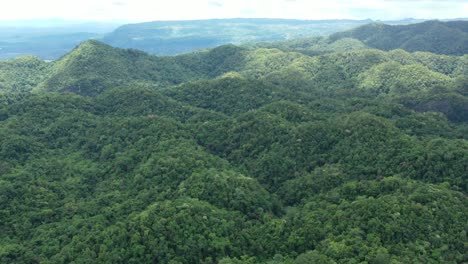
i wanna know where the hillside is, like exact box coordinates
[329,20,468,55]
[0,32,467,264]
[36,40,249,95]
[0,56,51,93]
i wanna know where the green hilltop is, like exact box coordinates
[329,20,468,55]
[0,22,467,263]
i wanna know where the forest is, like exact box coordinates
[0,21,467,263]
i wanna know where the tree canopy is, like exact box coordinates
[0,28,467,263]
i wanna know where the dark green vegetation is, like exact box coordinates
[0,27,467,263]
[329,20,468,55]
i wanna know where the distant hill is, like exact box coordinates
[2,38,463,97]
[101,18,377,56]
[0,18,439,60]
[36,40,248,95]
[329,20,468,55]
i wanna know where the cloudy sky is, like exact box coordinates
[1,0,467,22]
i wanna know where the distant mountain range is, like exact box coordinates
[100,18,378,56]
[1,18,466,60]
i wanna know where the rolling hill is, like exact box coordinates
[329,20,468,55]
[0,25,467,263]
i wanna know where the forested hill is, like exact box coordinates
[0,31,467,263]
[101,18,376,56]
[329,20,468,55]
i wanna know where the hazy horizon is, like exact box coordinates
[0,0,466,24]
[0,17,466,29]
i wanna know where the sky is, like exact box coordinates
[0,0,467,22]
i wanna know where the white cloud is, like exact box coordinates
[0,0,466,22]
